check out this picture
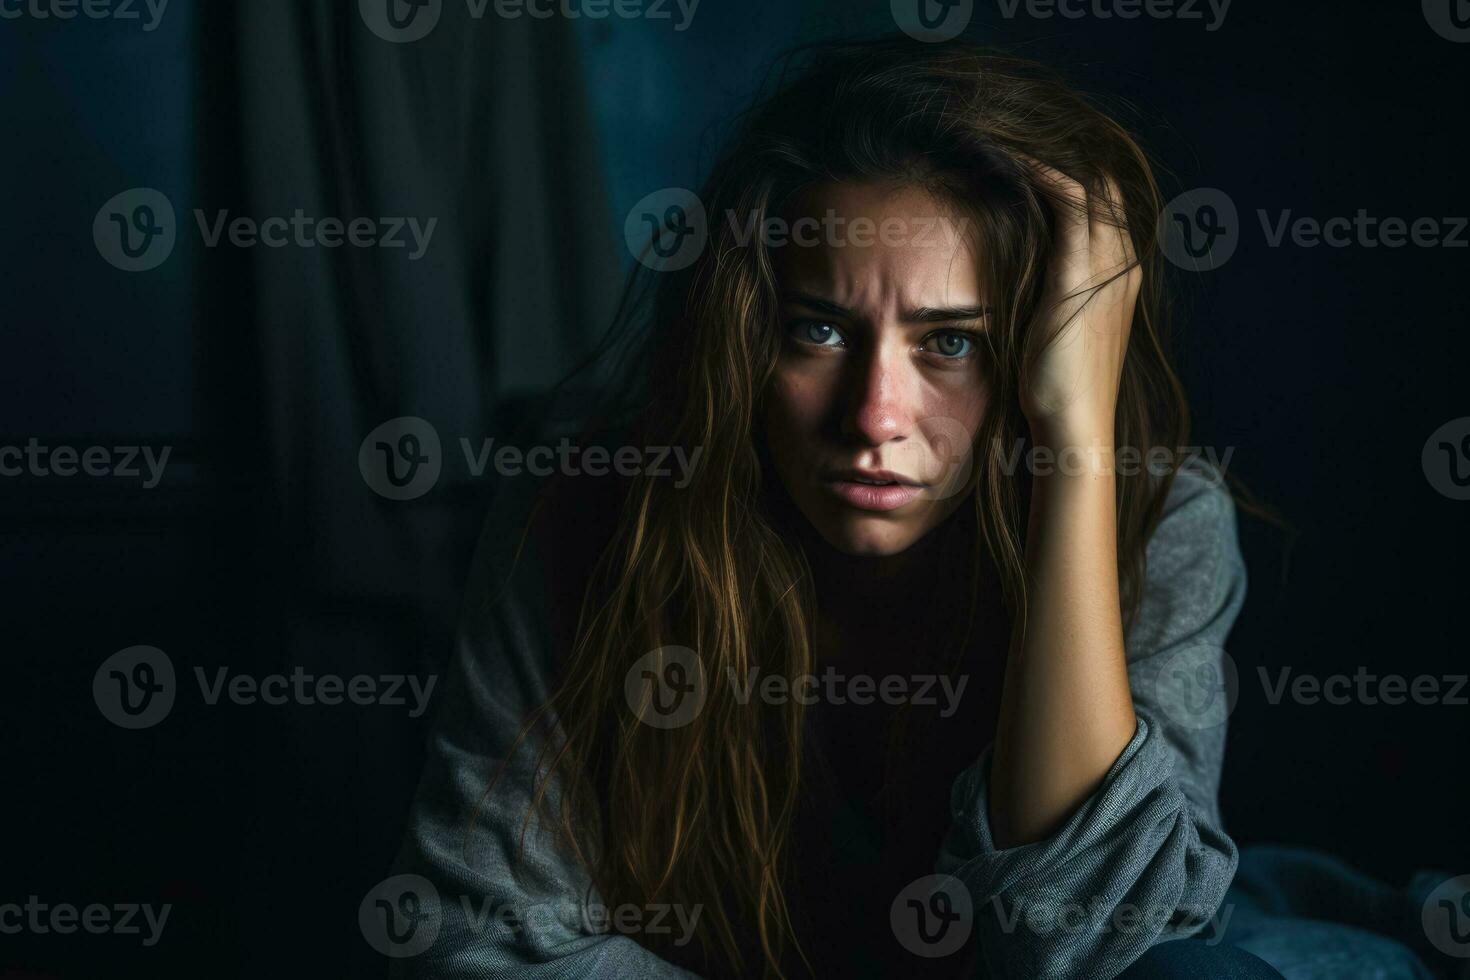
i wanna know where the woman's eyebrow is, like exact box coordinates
[781,291,990,323]
[781,291,853,318]
[905,305,991,323]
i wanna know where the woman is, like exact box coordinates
[388,38,1452,979]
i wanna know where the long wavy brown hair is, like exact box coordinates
[501,35,1244,979]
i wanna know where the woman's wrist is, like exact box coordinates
[1025,411,1118,477]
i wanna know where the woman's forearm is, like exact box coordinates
[988,425,1137,849]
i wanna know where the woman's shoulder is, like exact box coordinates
[1150,458,1241,564]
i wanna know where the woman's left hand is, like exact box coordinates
[989,162,1142,849]
[1019,161,1141,443]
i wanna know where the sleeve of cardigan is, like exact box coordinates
[935,464,1248,980]
[386,477,701,980]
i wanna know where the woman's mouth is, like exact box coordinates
[823,470,925,512]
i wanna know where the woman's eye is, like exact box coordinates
[789,320,845,347]
[923,331,975,358]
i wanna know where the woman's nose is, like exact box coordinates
[841,345,914,448]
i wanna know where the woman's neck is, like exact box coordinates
[793,514,968,639]
[760,470,981,637]
[802,524,942,594]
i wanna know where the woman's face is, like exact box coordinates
[764,181,989,557]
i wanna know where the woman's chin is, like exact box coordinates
[810,513,925,558]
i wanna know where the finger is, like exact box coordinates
[1022,156,1137,279]
[1017,155,1138,323]
[1015,152,1090,251]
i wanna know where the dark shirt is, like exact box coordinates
[784,547,1011,979]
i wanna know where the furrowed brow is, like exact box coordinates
[905,305,991,323]
[781,291,854,318]
[781,292,990,324]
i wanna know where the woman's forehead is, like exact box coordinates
[772,183,984,319]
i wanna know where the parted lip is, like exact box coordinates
[823,467,927,488]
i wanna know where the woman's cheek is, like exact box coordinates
[910,384,988,494]
[763,373,815,484]
[770,366,831,435]
[922,376,989,438]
